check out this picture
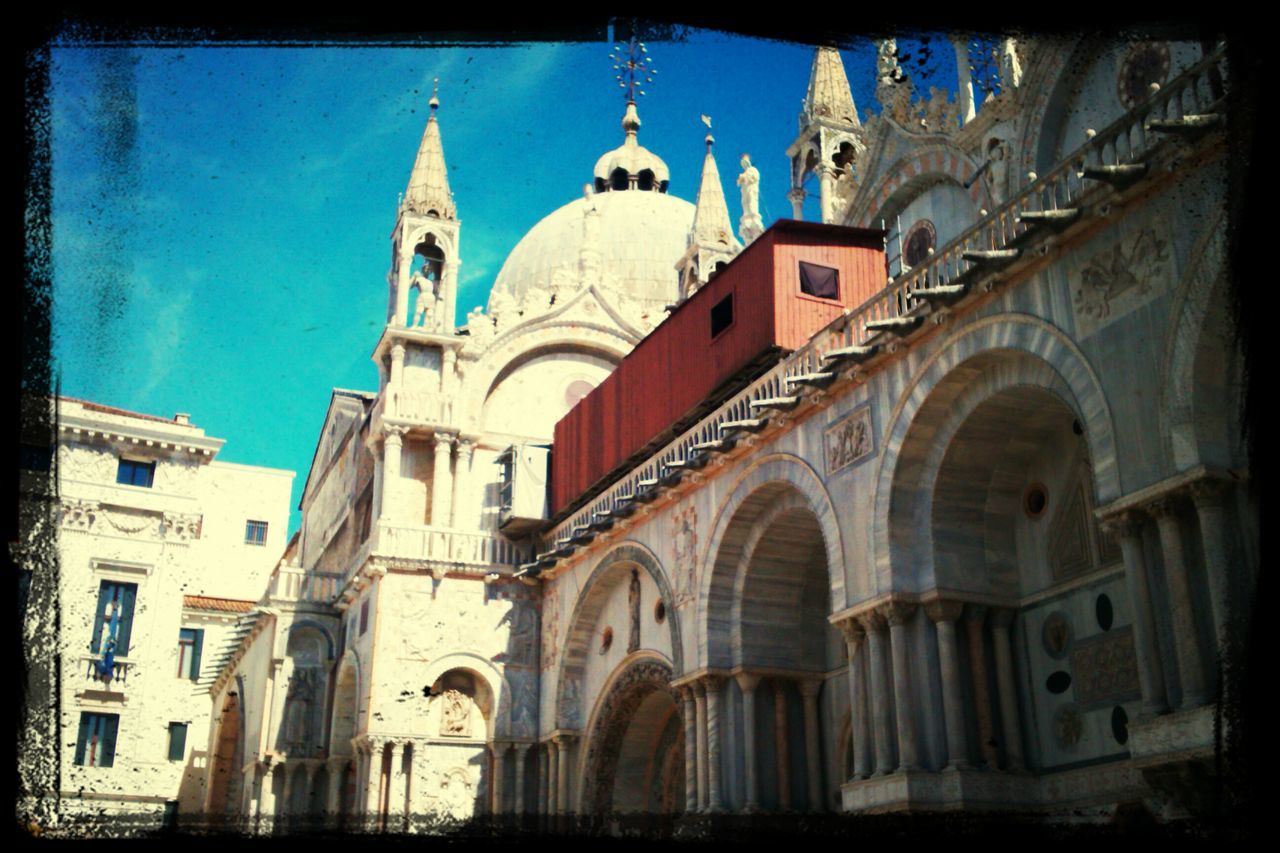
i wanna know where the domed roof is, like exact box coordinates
[489,190,694,313]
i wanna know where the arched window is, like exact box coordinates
[611,168,630,191]
[637,169,655,191]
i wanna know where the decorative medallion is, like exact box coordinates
[825,405,875,476]
[1117,42,1172,110]
[1072,223,1170,336]
[902,219,937,268]
[1069,626,1141,708]
[1041,611,1073,659]
[1053,705,1084,750]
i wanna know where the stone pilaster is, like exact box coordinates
[989,608,1024,771]
[680,687,699,814]
[388,742,406,830]
[1149,496,1208,708]
[1105,511,1171,717]
[453,438,476,530]
[553,734,575,819]
[441,345,457,396]
[326,757,348,824]
[735,672,762,812]
[513,743,530,817]
[364,738,385,828]
[799,678,823,811]
[925,600,970,770]
[859,611,895,775]
[838,619,872,780]
[431,432,454,528]
[883,602,919,772]
[489,740,507,816]
[389,343,406,389]
[965,605,1000,769]
[380,427,407,521]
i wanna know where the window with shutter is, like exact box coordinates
[91,581,138,657]
[167,723,188,761]
[177,628,204,680]
[75,712,120,767]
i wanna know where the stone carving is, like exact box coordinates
[440,688,471,736]
[627,569,641,653]
[59,498,100,530]
[161,512,202,541]
[101,506,161,537]
[875,39,916,126]
[283,667,319,755]
[985,136,1010,205]
[1053,705,1084,750]
[671,504,698,606]
[1041,612,1072,660]
[432,766,475,819]
[1069,627,1141,708]
[464,306,494,342]
[737,155,763,244]
[1073,225,1170,323]
[488,290,516,333]
[558,673,581,729]
[1000,38,1023,91]
[410,268,438,328]
[920,86,958,134]
[825,405,874,476]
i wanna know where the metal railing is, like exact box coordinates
[544,46,1228,554]
[83,655,130,687]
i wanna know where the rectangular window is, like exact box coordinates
[177,628,203,680]
[360,599,369,636]
[167,723,188,762]
[91,581,138,657]
[116,458,156,488]
[710,292,734,338]
[74,712,119,767]
[798,261,840,300]
[244,520,269,546]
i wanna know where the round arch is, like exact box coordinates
[871,315,1118,587]
[553,541,683,730]
[420,651,512,740]
[861,144,988,226]
[696,453,846,669]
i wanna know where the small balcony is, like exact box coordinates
[81,654,131,691]
[371,387,454,432]
[267,566,344,605]
[349,521,530,583]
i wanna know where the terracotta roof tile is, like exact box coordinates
[183,595,256,613]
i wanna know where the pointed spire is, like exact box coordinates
[803,46,860,128]
[690,131,737,249]
[403,78,456,219]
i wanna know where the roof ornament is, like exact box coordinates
[610,38,656,102]
[429,76,440,111]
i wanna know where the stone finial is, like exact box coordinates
[402,79,456,219]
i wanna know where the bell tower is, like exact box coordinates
[389,80,461,334]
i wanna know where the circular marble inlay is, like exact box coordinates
[1096,593,1115,631]
[1111,705,1130,745]
[1117,42,1172,110]
[1042,611,1072,659]
[903,219,937,268]
[1024,482,1049,519]
[1046,670,1073,694]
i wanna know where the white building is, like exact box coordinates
[35,397,293,831]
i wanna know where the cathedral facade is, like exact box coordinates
[197,36,1247,831]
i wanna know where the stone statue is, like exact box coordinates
[1000,38,1023,91]
[875,39,901,85]
[284,668,317,754]
[985,137,1009,205]
[488,290,515,332]
[410,267,437,328]
[628,569,641,653]
[875,41,915,125]
[465,306,493,342]
[737,154,764,245]
[579,184,602,284]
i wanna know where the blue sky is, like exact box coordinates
[48,29,958,535]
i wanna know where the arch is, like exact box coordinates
[284,620,336,661]
[697,453,846,669]
[1158,203,1236,472]
[871,315,1119,591]
[403,224,456,260]
[554,541,683,730]
[861,143,987,226]
[577,654,682,815]
[1015,37,1090,187]
[207,685,245,818]
[420,651,512,740]
[328,650,360,757]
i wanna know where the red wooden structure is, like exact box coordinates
[551,220,886,515]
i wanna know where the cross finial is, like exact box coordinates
[609,38,656,101]
[429,77,440,111]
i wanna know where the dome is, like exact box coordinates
[489,190,695,313]
[593,140,670,190]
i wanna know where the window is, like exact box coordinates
[116,458,155,488]
[360,599,370,636]
[75,712,119,767]
[710,292,734,338]
[245,520,269,546]
[177,628,203,680]
[798,261,840,300]
[91,581,137,657]
[167,723,188,761]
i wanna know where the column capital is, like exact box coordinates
[1189,477,1230,508]
[699,673,725,691]
[858,608,887,632]
[880,600,917,627]
[734,672,762,692]
[923,599,965,624]
[432,431,456,449]
[1146,494,1185,519]
[457,437,477,455]
[964,603,988,625]
[1100,509,1146,539]
[988,606,1017,630]
[551,732,577,747]
[797,677,823,698]
[513,742,531,756]
[390,342,406,359]
[382,424,409,443]
[835,615,865,645]
[388,740,405,757]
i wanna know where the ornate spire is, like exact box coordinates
[403,78,456,219]
[803,46,860,129]
[690,127,737,249]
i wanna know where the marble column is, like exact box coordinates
[989,609,1025,772]
[381,428,405,521]
[490,741,507,816]
[773,681,790,811]
[1107,512,1170,717]
[1190,479,1233,657]
[788,188,806,221]
[965,606,1000,769]
[547,740,558,817]
[554,734,574,818]
[925,600,970,770]
[372,453,385,522]
[859,611,894,775]
[817,165,837,224]
[884,602,919,772]
[364,739,384,829]
[799,678,823,811]
[704,675,725,812]
[388,742,405,830]
[736,673,762,812]
[326,757,347,824]
[681,687,699,814]
[839,620,872,780]
[441,346,458,396]
[452,439,475,530]
[431,432,454,528]
[389,343,406,390]
[693,681,709,810]
[538,743,549,821]
[1150,497,1208,708]
[513,743,530,818]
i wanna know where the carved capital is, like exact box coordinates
[857,609,887,633]
[964,603,988,626]
[880,600,917,627]
[923,599,965,624]
[390,343,406,361]
[433,431,455,452]
[59,498,100,529]
[836,616,865,647]
[700,673,724,692]
[1189,478,1230,509]
[798,677,823,698]
[382,424,409,444]
[734,672,762,693]
[1100,509,1145,540]
[988,607,1017,630]
[488,740,508,757]
[552,733,577,747]
[457,438,477,458]
[1146,495,1185,520]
